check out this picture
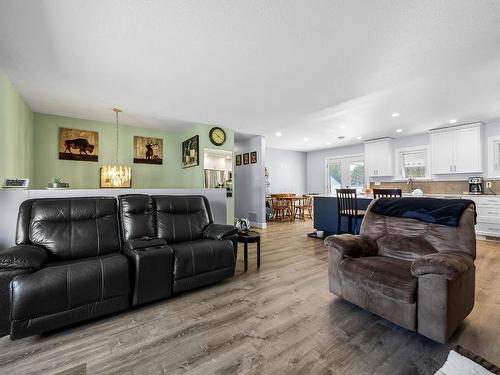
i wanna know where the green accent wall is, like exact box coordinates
[33,113,183,189]
[0,70,234,223]
[0,71,34,184]
[32,114,235,223]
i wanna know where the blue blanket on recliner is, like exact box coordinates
[370,198,476,227]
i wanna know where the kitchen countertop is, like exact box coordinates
[313,193,499,199]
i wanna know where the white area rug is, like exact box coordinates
[436,350,495,375]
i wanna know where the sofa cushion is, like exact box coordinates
[28,198,121,260]
[170,239,235,280]
[11,253,129,320]
[377,235,437,261]
[339,256,417,303]
[153,196,211,243]
[119,194,155,240]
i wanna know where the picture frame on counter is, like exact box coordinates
[2,178,29,190]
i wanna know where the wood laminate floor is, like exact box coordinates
[0,220,499,375]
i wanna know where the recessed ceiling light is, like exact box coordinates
[448,119,457,124]
[396,128,403,133]
[340,125,346,129]
[275,132,282,137]
[326,142,332,146]
[356,136,362,140]
[303,137,309,142]
[392,112,400,117]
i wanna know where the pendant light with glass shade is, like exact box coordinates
[100,108,132,188]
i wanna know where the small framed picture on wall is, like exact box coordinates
[243,153,249,165]
[235,154,242,166]
[250,151,257,164]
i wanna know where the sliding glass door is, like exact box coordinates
[326,155,365,194]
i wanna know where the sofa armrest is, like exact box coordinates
[324,234,377,258]
[124,237,168,251]
[0,244,49,271]
[203,224,238,240]
[411,251,474,281]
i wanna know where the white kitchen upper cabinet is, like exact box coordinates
[430,130,454,174]
[454,126,482,173]
[365,138,394,177]
[430,123,483,174]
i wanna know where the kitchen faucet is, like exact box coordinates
[407,178,414,193]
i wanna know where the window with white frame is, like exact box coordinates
[395,146,430,179]
[487,135,500,177]
[326,155,365,194]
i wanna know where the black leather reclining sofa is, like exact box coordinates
[0,195,237,340]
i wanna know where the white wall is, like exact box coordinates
[234,136,266,228]
[266,147,307,195]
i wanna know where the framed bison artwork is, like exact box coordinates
[59,128,98,162]
[133,136,163,164]
[182,135,199,168]
[243,153,249,165]
[235,154,242,166]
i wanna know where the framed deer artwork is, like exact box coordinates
[133,136,163,164]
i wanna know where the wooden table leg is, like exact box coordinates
[244,242,248,272]
[257,239,260,269]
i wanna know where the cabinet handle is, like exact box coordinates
[488,227,500,231]
[487,211,499,215]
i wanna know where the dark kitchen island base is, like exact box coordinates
[312,195,373,236]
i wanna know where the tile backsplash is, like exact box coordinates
[370,180,500,195]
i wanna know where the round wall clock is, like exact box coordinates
[209,127,226,146]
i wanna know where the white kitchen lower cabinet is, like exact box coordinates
[467,196,500,238]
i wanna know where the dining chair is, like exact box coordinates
[295,195,313,220]
[336,189,366,234]
[373,188,402,199]
[271,194,293,222]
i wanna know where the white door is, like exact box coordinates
[454,126,482,173]
[326,159,343,194]
[430,131,454,174]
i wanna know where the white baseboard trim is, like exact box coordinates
[251,221,267,229]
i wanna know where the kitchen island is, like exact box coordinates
[313,195,373,236]
[313,193,500,239]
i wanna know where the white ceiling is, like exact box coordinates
[1,0,500,151]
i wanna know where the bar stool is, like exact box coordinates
[336,189,366,234]
[373,188,402,199]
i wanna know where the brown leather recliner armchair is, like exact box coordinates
[326,199,476,344]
